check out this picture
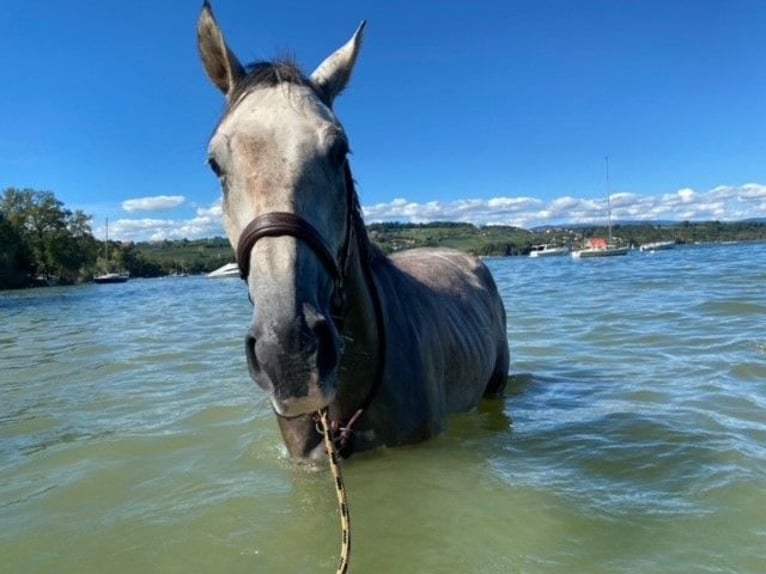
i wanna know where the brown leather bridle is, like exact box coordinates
[236,211,346,284]
[234,163,386,458]
[236,164,357,315]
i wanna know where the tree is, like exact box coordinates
[0,188,99,287]
[1,189,37,287]
[0,212,32,288]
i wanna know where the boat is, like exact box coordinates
[529,244,570,257]
[207,262,240,278]
[571,237,629,258]
[93,272,129,284]
[639,240,676,252]
[93,218,130,283]
[571,157,629,259]
[169,267,190,277]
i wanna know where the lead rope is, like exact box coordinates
[318,408,351,574]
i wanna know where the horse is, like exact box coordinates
[197,1,510,461]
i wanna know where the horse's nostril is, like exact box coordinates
[244,332,261,379]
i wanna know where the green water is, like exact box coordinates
[2,243,765,573]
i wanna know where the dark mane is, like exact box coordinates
[225,59,317,115]
[345,164,383,267]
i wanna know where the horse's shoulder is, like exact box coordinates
[381,248,495,299]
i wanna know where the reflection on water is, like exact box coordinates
[1,243,766,573]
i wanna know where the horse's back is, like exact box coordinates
[378,247,509,416]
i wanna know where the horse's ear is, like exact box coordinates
[197,1,245,97]
[310,21,366,107]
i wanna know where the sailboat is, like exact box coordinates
[93,218,130,283]
[571,157,630,258]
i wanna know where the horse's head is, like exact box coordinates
[198,2,365,417]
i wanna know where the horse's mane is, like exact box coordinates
[225,59,317,115]
[345,165,383,268]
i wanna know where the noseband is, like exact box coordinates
[236,212,345,284]
[235,164,357,313]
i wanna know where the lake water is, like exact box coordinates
[2,242,765,573]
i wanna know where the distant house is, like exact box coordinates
[585,237,609,249]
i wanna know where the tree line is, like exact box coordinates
[369,219,766,256]
[1,188,98,288]
[3,187,766,290]
[0,188,237,289]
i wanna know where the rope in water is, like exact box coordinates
[318,409,351,574]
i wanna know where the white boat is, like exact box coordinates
[571,157,629,259]
[207,262,240,278]
[529,244,570,257]
[93,272,129,284]
[94,218,130,283]
[639,240,675,252]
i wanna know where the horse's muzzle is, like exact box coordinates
[245,308,339,416]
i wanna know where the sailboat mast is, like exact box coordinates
[605,156,612,243]
[105,217,109,264]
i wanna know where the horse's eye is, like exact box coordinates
[208,157,223,178]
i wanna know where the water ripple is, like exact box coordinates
[2,245,766,572]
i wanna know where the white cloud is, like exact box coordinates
[363,196,542,224]
[121,195,186,213]
[677,188,695,203]
[107,183,766,241]
[735,183,766,199]
[195,201,223,219]
[363,182,766,228]
[110,199,225,241]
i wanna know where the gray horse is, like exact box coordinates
[198,2,510,461]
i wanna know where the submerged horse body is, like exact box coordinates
[198,2,509,460]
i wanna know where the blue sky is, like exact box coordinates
[2,0,765,241]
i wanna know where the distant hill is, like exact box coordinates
[367,219,766,257]
[118,218,766,278]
